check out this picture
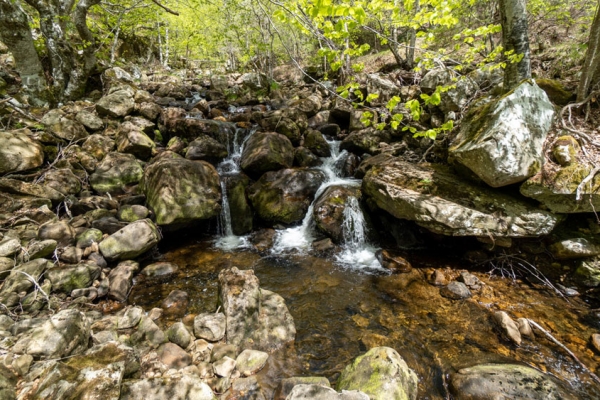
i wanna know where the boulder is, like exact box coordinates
[38,220,75,246]
[185,135,228,164]
[142,157,221,228]
[42,168,81,195]
[449,363,576,400]
[574,259,600,287]
[82,134,116,160]
[549,238,600,259]
[275,377,331,400]
[107,260,140,301]
[362,158,560,237]
[259,116,302,145]
[167,322,193,349]
[116,129,155,160]
[158,342,192,370]
[248,168,325,225]
[0,178,63,202]
[46,262,101,293]
[304,129,331,157]
[295,147,322,167]
[118,204,150,222]
[0,129,44,174]
[41,109,89,141]
[313,185,362,243]
[240,131,294,179]
[99,219,160,261]
[120,375,216,400]
[449,81,554,187]
[76,109,104,131]
[0,258,50,297]
[341,128,392,155]
[90,152,143,194]
[520,162,600,213]
[552,135,579,166]
[96,89,135,118]
[223,174,253,235]
[235,349,269,376]
[219,267,295,352]
[337,346,418,400]
[12,309,90,359]
[194,313,226,342]
[161,289,190,317]
[0,238,20,258]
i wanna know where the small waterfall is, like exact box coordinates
[214,127,255,251]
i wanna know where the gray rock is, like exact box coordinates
[0,129,44,174]
[440,282,472,300]
[120,375,216,400]
[99,219,160,261]
[41,109,89,141]
[494,311,522,345]
[42,168,81,195]
[138,316,167,348]
[158,342,192,370]
[96,89,135,118]
[224,376,266,400]
[0,178,63,202]
[0,315,14,331]
[82,134,115,160]
[90,152,143,195]
[76,110,104,131]
[304,129,331,157]
[76,228,103,248]
[0,257,15,275]
[185,135,228,164]
[213,356,236,378]
[276,377,331,400]
[0,364,17,400]
[116,129,156,160]
[141,262,179,277]
[211,343,239,362]
[46,262,101,293]
[142,157,221,228]
[167,322,193,349]
[549,238,600,259]
[38,220,75,246]
[107,260,139,302]
[337,347,418,400]
[194,313,226,342]
[0,258,50,296]
[341,128,392,155]
[574,259,600,287]
[449,363,576,400]
[161,289,190,318]
[449,81,554,187]
[12,309,90,359]
[235,349,269,376]
[71,287,98,301]
[118,306,144,329]
[362,158,560,237]
[0,238,20,258]
[59,245,83,264]
[240,131,295,179]
[287,384,369,400]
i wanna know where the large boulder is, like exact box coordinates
[0,129,44,174]
[185,135,228,164]
[42,168,81,195]
[449,363,576,400]
[248,168,325,225]
[96,89,135,118]
[362,158,560,237]
[12,309,90,359]
[142,157,221,228]
[313,185,362,244]
[218,267,296,352]
[449,80,554,187]
[240,131,294,179]
[98,219,160,261]
[41,109,89,141]
[337,347,418,400]
[90,152,143,194]
[520,162,600,213]
[116,128,155,160]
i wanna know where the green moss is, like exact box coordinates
[536,78,574,106]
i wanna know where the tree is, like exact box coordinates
[577,0,600,102]
[499,0,532,91]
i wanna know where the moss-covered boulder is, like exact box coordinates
[259,116,302,145]
[552,135,579,166]
[116,128,155,160]
[520,162,600,213]
[142,157,221,228]
[82,134,116,161]
[185,135,228,164]
[313,185,362,243]
[362,158,560,237]
[223,174,253,235]
[449,80,554,187]
[248,168,325,225]
[46,262,101,293]
[536,78,574,106]
[341,128,392,155]
[41,109,89,141]
[90,152,143,194]
[304,129,331,157]
[240,131,295,179]
[337,346,418,400]
[449,363,576,399]
[0,129,44,175]
[98,219,160,261]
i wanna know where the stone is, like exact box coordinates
[0,258,50,296]
[0,315,14,331]
[96,89,135,118]
[295,147,321,167]
[275,377,331,400]
[494,311,522,345]
[42,168,81,195]
[118,306,144,329]
[76,228,103,248]
[211,343,238,362]
[90,152,143,195]
[536,78,574,105]
[185,135,228,164]
[59,246,83,263]
[375,249,412,273]
[107,260,139,301]
[0,178,63,202]
[337,346,418,400]
[116,129,155,160]
[549,238,600,259]
[517,318,534,338]
[0,257,15,275]
[248,168,326,225]
[287,384,369,400]
[449,81,554,187]
[235,349,269,376]
[167,322,193,349]
[213,356,236,378]
[552,135,579,166]
[138,316,167,347]
[224,376,266,400]
[142,157,221,228]
[138,102,163,122]
[440,282,472,300]
[120,375,216,400]
[223,174,253,235]
[41,109,89,141]
[341,128,392,155]
[99,219,160,261]
[82,134,115,160]
[304,129,331,157]
[76,110,104,131]
[0,365,17,400]
[458,272,482,290]
[0,238,20,258]
[38,220,75,246]
[12,309,90,359]
[449,363,576,400]
[240,131,294,179]
[46,262,101,293]
[158,342,192,370]
[71,287,97,301]
[313,185,362,244]
[117,204,149,222]
[574,259,600,287]
[161,289,190,318]
[194,313,226,342]
[259,116,302,145]
[219,267,296,352]
[362,158,560,237]
[0,129,44,175]
[141,262,179,277]
[11,354,33,376]
[591,333,600,353]
[92,216,127,235]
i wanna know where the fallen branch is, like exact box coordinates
[527,318,600,385]
[1,97,41,122]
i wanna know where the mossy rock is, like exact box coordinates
[536,78,574,106]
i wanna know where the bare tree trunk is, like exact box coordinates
[0,0,46,96]
[577,0,600,102]
[407,0,420,68]
[164,27,169,67]
[111,26,121,64]
[499,0,532,91]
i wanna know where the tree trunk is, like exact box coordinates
[0,0,46,97]
[407,0,420,69]
[577,0,600,102]
[499,0,531,91]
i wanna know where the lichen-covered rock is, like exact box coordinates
[520,162,600,213]
[0,178,63,202]
[275,377,332,400]
[42,168,81,195]
[0,238,20,258]
[362,158,559,237]
[552,135,579,166]
[248,168,325,225]
[107,260,140,301]
[41,109,89,141]
[38,220,75,246]
[142,157,221,228]
[194,313,226,342]
[341,128,392,155]
[449,80,554,187]
[240,131,294,178]
[12,309,90,359]
[82,134,115,160]
[304,129,331,157]
[96,89,135,118]
[46,262,101,293]
[117,204,150,222]
[235,349,269,376]
[0,258,50,296]
[185,135,228,164]
[167,322,193,349]
[449,363,576,400]
[574,259,600,287]
[0,129,44,174]
[313,185,362,244]
[337,346,418,400]
[116,129,155,160]
[549,238,600,259]
[98,219,160,261]
[76,109,104,131]
[90,152,143,194]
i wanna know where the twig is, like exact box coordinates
[527,318,600,385]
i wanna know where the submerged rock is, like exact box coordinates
[449,363,576,399]
[449,80,554,187]
[362,158,559,237]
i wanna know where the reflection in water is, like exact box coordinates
[129,240,600,399]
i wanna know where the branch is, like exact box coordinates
[151,0,179,15]
[576,166,600,201]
